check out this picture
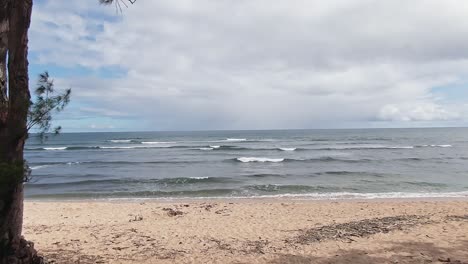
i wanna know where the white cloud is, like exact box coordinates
[378,103,460,122]
[28,0,468,130]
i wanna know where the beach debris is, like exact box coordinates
[292,215,429,244]
[202,204,216,211]
[208,238,234,253]
[112,246,129,251]
[163,208,184,217]
[437,257,464,263]
[213,208,232,216]
[438,258,451,262]
[436,257,464,263]
[446,215,468,221]
[129,215,144,222]
[241,239,270,255]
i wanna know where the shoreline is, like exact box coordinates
[24,199,468,263]
[24,195,468,203]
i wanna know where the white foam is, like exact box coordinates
[141,141,176,144]
[66,162,81,165]
[226,138,247,142]
[101,145,173,149]
[237,191,468,200]
[323,145,414,150]
[189,177,210,180]
[210,145,221,149]
[199,147,214,151]
[30,165,50,170]
[431,144,452,148]
[279,148,296,151]
[237,157,284,163]
[419,144,453,148]
[44,147,67,151]
[101,146,141,149]
[94,191,468,202]
[108,140,132,143]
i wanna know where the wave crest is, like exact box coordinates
[43,147,67,151]
[108,140,132,143]
[236,157,284,163]
[141,141,176,144]
[279,147,296,151]
[199,147,214,151]
[416,144,452,148]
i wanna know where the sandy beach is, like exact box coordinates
[23,199,468,264]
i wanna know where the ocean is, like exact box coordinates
[24,128,468,200]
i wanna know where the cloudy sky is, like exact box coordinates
[29,0,468,132]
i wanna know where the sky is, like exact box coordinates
[28,0,468,132]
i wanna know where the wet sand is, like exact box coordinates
[23,199,468,263]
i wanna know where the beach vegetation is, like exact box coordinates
[28,71,71,142]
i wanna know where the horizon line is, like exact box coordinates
[29,126,468,134]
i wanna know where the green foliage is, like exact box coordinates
[27,71,71,141]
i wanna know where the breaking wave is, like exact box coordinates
[108,140,133,143]
[225,138,247,142]
[278,147,296,151]
[232,156,374,163]
[43,147,67,151]
[199,147,214,151]
[141,141,177,144]
[416,144,452,148]
[236,157,285,163]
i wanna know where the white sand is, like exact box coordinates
[23,199,468,263]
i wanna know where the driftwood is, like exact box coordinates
[293,215,429,244]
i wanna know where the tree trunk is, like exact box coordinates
[0,0,42,263]
[0,0,8,125]
[0,41,7,122]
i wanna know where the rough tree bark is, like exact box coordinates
[0,0,8,124]
[0,0,42,263]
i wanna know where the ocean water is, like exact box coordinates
[24,128,468,200]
